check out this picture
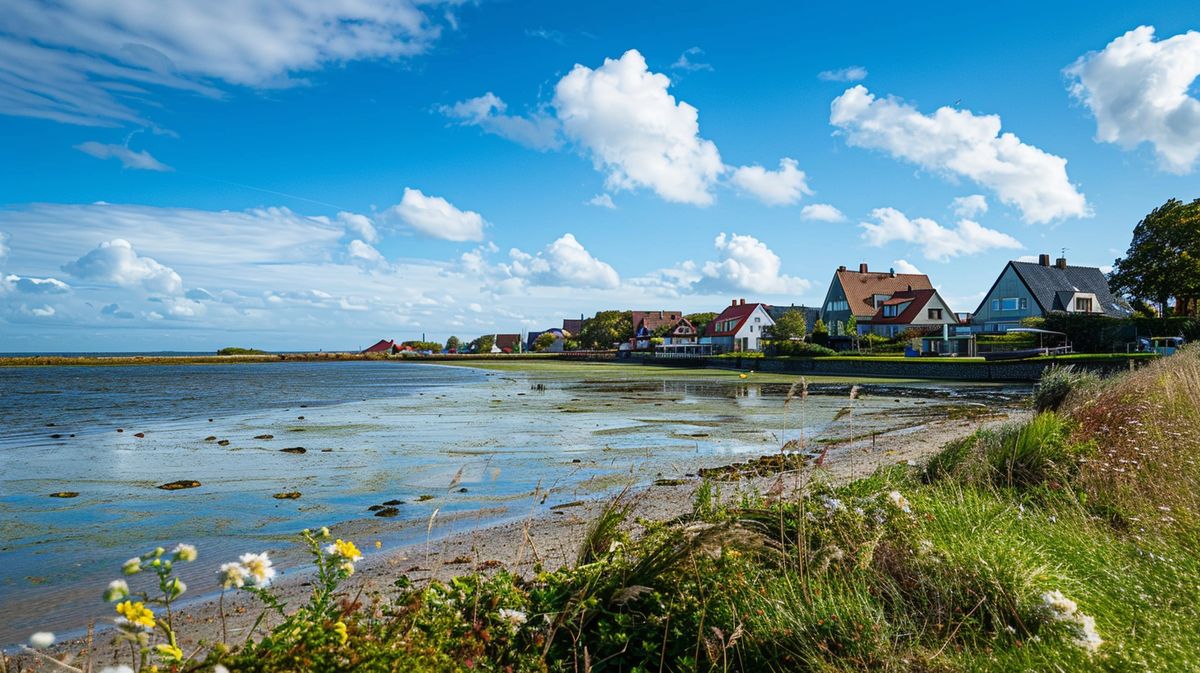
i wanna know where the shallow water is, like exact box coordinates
[0,360,1028,645]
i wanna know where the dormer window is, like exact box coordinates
[1075,297,1093,312]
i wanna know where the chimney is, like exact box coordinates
[1055,257,1067,269]
[731,299,738,307]
[1038,254,1050,266]
[739,298,746,305]
[858,263,869,273]
[838,265,847,271]
[889,267,896,277]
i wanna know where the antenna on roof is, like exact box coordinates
[1061,247,1068,258]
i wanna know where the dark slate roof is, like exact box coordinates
[766,304,820,326]
[1008,261,1129,318]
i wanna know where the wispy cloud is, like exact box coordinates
[818,65,868,82]
[75,141,172,171]
[671,47,713,72]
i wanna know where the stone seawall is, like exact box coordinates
[640,356,1142,381]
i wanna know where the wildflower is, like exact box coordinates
[822,496,845,513]
[115,600,155,630]
[104,579,130,602]
[325,539,363,562]
[172,543,197,562]
[29,631,54,648]
[217,562,249,589]
[340,561,355,577]
[333,620,348,645]
[122,557,142,575]
[99,667,135,673]
[887,490,911,514]
[155,643,183,662]
[498,608,527,628]
[239,552,276,586]
[166,577,187,599]
[319,526,330,538]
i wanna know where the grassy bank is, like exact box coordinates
[12,350,1199,672]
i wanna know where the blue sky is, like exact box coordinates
[2,0,1198,351]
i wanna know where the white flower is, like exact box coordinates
[172,543,197,562]
[239,552,276,586]
[498,608,527,627]
[122,557,142,575]
[167,577,187,599]
[218,562,249,589]
[104,579,130,602]
[29,631,55,648]
[887,490,911,513]
[100,667,135,673]
[822,496,845,513]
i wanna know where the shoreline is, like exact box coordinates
[18,405,1023,667]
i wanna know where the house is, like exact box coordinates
[630,310,683,350]
[493,333,522,353]
[859,288,960,337]
[765,304,821,337]
[526,328,567,352]
[971,254,1130,333]
[362,339,396,354]
[705,299,774,352]
[562,316,586,337]
[819,263,934,336]
[663,317,699,345]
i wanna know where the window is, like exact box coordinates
[754,317,760,323]
[1075,297,1093,312]
[1020,298,1028,310]
[883,305,898,317]
[928,308,943,320]
[993,297,1020,312]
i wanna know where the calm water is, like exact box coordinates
[0,361,1027,645]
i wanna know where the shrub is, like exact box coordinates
[769,340,837,357]
[1034,364,1101,412]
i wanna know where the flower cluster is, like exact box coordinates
[325,538,363,576]
[1041,589,1103,653]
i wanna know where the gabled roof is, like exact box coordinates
[631,310,683,336]
[834,268,934,318]
[863,289,954,325]
[1004,261,1129,318]
[668,318,696,335]
[362,339,395,353]
[494,334,522,351]
[562,319,584,336]
[707,302,770,337]
[766,304,820,325]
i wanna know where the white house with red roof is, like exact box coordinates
[705,299,774,352]
[859,288,960,337]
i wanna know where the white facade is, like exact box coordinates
[731,304,774,352]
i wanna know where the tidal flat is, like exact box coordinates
[0,359,1028,646]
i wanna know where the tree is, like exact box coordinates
[470,335,495,353]
[445,335,461,352]
[771,309,808,340]
[578,310,633,349]
[1110,198,1200,316]
[533,332,558,352]
[811,318,829,347]
[846,314,858,350]
[402,340,442,353]
[685,312,718,334]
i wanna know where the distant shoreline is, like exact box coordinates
[0,352,597,368]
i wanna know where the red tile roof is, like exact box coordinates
[494,334,522,352]
[864,289,956,325]
[363,339,395,353]
[835,268,933,318]
[631,310,683,335]
[707,301,769,337]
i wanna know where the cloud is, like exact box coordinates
[951,194,988,218]
[800,203,847,222]
[29,305,56,317]
[5,274,71,294]
[671,47,713,72]
[504,234,620,289]
[62,239,183,294]
[439,92,562,151]
[348,239,386,265]
[892,259,923,275]
[388,188,486,242]
[1066,26,1200,173]
[553,49,726,205]
[859,207,1022,261]
[101,303,135,319]
[0,231,8,261]
[830,85,1090,223]
[818,66,868,82]
[185,288,216,301]
[729,158,811,205]
[0,0,451,126]
[586,193,616,209]
[337,211,378,244]
[75,141,171,171]
[699,233,810,294]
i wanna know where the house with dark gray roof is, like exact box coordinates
[971,254,1130,333]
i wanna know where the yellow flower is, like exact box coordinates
[155,643,183,662]
[115,600,155,629]
[172,543,197,562]
[122,557,142,575]
[333,621,348,645]
[340,561,355,577]
[326,539,363,562]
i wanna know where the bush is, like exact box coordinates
[768,340,837,357]
[1034,364,1101,412]
[217,347,267,355]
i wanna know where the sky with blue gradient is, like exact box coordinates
[2,0,1198,351]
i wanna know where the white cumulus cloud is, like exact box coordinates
[1066,26,1200,173]
[5,274,72,294]
[389,188,486,242]
[586,193,616,209]
[729,158,811,206]
[439,92,562,151]
[951,194,988,218]
[505,234,620,289]
[75,141,171,171]
[830,85,1090,223]
[800,203,847,223]
[348,239,386,266]
[891,259,923,275]
[337,211,379,244]
[553,49,726,206]
[699,233,810,294]
[859,207,1022,262]
[62,239,183,294]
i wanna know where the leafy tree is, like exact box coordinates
[533,332,559,352]
[651,323,675,338]
[578,310,633,349]
[846,314,859,350]
[470,335,495,353]
[685,312,718,334]
[445,335,461,352]
[771,309,808,340]
[811,318,829,346]
[1110,198,1200,316]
